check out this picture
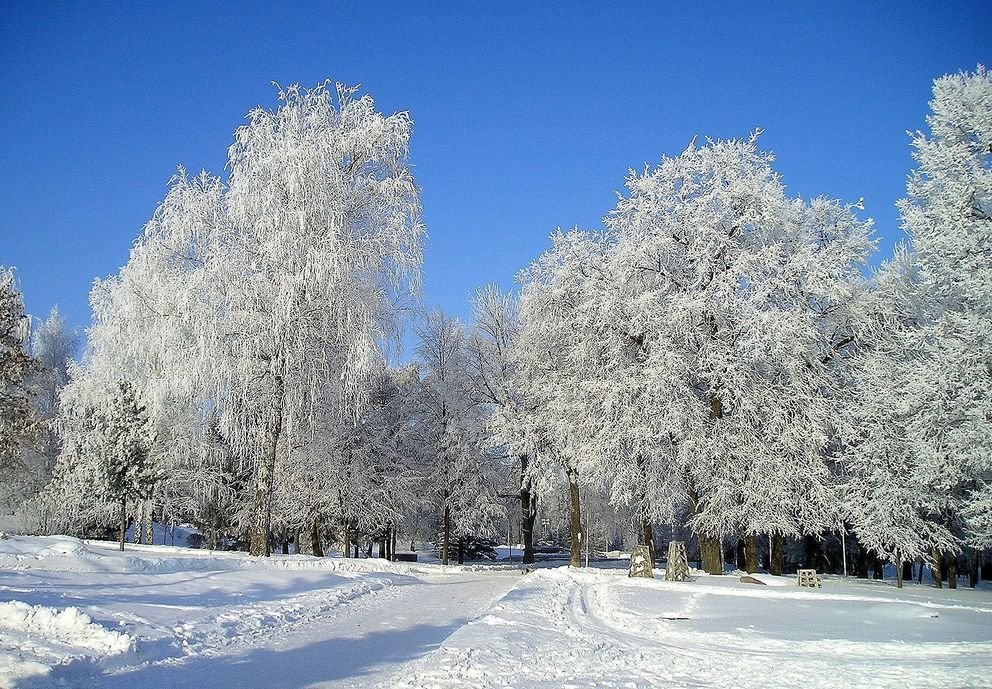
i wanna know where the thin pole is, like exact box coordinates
[841,526,848,577]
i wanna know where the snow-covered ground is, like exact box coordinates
[1,536,990,688]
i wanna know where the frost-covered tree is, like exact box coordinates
[842,67,992,584]
[467,285,539,563]
[30,307,78,419]
[414,311,502,565]
[51,379,156,550]
[70,82,424,555]
[514,229,609,567]
[0,268,40,506]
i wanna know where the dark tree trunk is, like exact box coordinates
[855,545,868,579]
[568,470,582,567]
[745,533,759,574]
[119,497,127,552]
[896,553,904,589]
[902,560,914,583]
[250,363,284,557]
[311,519,324,557]
[770,533,783,576]
[520,454,536,565]
[379,529,387,559]
[969,549,980,588]
[281,540,289,555]
[457,537,465,565]
[365,541,373,558]
[948,554,958,589]
[642,518,655,564]
[918,558,924,584]
[343,520,351,558]
[932,548,942,589]
[391,525,397,561]
[735,539,746,570]
[871,553,883,580]
[700,534,722,575]
[293,529,300,556]
[442,503,451,566]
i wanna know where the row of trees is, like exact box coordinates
[1,69,988,584]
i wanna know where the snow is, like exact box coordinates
[1,536,991,688]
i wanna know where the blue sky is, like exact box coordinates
[1,2,989,351]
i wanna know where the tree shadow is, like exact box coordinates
[17,619,469,689]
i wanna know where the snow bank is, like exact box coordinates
[0,534,481,578]
[0,601,133,687]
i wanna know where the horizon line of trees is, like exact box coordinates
[1,68,989,587]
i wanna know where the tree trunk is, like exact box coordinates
[700,534,722,575]
[520,454,536,565]
[745,533,759,574]
[948,553,958,589]
[896,552,904,589]
[917,558,924,584]
[932,548,942,588]
[342,520,350,558]
[969,549,980,588]
[457,537,465,565]
[119,497,127,552]
[770,533,783,576]
[293,529,300,556]
[379,529,387,559]
[568,470,582,568]
[281,540,289,555]
[133,503,142,545]
[902,560,913,584]
[642,518,655,565]
[250,362,285,557]
[442,503,451,566]
[311,519,324,557]
[855,545,868,579]
[144,500,153,545]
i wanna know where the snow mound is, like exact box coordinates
[0,600,133,687]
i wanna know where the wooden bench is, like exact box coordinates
[796,568,822,588]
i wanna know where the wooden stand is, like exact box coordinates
[796,568,822,588]
[665,541,690,582]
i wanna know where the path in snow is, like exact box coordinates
[97,570,518,689]
[0,537,519,689]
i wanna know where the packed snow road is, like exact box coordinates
[2,535,992,688]
[0,536,518,688]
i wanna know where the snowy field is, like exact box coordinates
[1,536,990,688]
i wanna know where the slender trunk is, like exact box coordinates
[902,560,913,583]
[642,518,655,565]
[119,497,127,552]
[687,480,722,575]
[770,533,783,576]
[896,551,903,589]
[442,503,451,566]
[948,553,958,589]
[457,537,465,565]
[281,540,289,555]
[311,519,324,557]
[379,529,387,559]
[932,548,942,589]
[569,470,582,568]
[293,529,300,556]
[133,503,142,545]
[918,558,924,584]
[520,455,536,565]
[250,361,285,557]
[390,525,397,561]
[343,520,351,559]
[144,500,153,546]
[969,549,980,588]
[745,533,759,574]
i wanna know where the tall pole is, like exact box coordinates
[841,525,848,577]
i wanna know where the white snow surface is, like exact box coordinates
[1,536,990,688]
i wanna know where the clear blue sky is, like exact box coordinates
[1,2,989,349]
